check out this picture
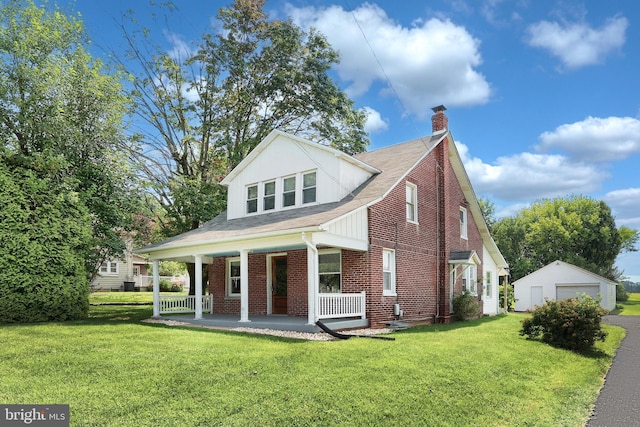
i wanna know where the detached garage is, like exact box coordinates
[514,260,617,312]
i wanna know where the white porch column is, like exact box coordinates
[302,234,318,325]
[152,260,160,317]
[239,249,250,322]
[194,255,203,320]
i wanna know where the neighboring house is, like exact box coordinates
[513,260,616,312]
[92,253,150,291]
[140,106,508,328]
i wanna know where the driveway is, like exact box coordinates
[587,315,640,426]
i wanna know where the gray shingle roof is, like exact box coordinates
[139,133,444,254]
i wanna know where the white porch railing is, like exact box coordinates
[135,275,187,290]
[316,292,366,319]
[160,295,213,314]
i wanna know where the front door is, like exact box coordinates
[272,256,287,314]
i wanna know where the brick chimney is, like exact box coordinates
[431,105,448,133]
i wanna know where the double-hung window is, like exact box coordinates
[99,260,118,275]
[383,249,396,296]
[263,181,275,211]
[227,258,241,296]
[246,185,258,214]
[485,271,492,297]
[302,171,316,204]
[283,176,296,207]
[319,250,341,293]
[460,207,468,239]
[406,182,417,222]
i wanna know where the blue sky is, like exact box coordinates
[64,0,640,280]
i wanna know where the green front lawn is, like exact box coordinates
[0,307,623,427]
[617,292,640,316]
[89,291,187,304]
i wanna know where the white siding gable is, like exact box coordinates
[224,131,378,219]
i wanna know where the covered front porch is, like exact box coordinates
[146,226,371,331]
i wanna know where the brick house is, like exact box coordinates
[140,106,508,329]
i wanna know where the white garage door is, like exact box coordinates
[556,284,600,301]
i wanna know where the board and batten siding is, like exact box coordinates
[225,134,375,219]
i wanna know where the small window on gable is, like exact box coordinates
[247,185,258,214]
[460,207,468,239]
[383,249,396,296]
[263,181,275,211]
[406,182,417,222]
[283,176,296,207]
[302,171,316,204]
[485,271,492,297]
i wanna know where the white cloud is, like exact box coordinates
[362,107,389,134]
[287,3,490,118]
[164,30,196,62]
[603,188,640,228]
[456,141,608,201]
[537,116,640,162]
[526,16,627,69]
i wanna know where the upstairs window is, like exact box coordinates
[263,181,275,211]
[246,185,258,214]
[406,182,417,222]
[283,176,296,207]
[303,171,316,204]
[460,207,468,239]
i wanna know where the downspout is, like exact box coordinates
[301,232,318,325]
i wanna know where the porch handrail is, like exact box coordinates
[159,295,213,315]
[316,291,366,319]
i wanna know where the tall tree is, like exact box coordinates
[0,0,139,319]
[120,0,369,293]
[492,196,638,281]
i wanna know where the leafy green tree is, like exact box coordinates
[120,0,369,293]
[0,167,91,322]
[0,0,140,279]
[492,196,638,281]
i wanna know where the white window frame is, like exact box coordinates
[460,207,468,239]
[382,249,396,296]
[463,265,478,295]
[226,257,241,297]
[99,260,118,275]
[282,175,296,208]
[263,180,276,211]
[302,171,317,204]
[406,182,418,223]
[246,184,258,214]
[318,249,341,293]
[485,271,492,297]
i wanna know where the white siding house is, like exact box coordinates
[514,260,616,312]
[481,243,500,315]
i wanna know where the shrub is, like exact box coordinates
[520,295,608,351]
[0,168,91,323]
[452,291,480,320]
[616,283,629,302]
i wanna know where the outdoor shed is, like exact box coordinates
[513,260,616,312]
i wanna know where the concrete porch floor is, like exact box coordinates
[156,313,368,333]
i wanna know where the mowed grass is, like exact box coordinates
[618,292,640,316]
[89,291,186,304]
[0,306,623,427]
